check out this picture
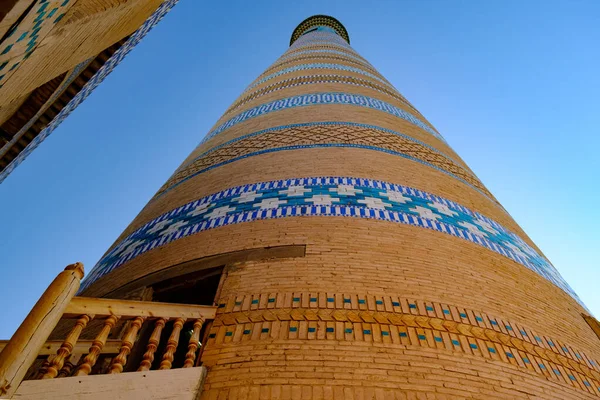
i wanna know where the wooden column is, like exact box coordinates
[42,314,92,379]
[109,316,145,374]
[74,315,120,376]
[138,318,166,371]
[183,318,204,368]
[159,318,184,370]
[0,263,84,398]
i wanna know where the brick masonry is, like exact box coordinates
[82,16,600,399]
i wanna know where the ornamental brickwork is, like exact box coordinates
[81,15,600,399]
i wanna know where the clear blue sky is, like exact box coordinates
[1,0,598,338]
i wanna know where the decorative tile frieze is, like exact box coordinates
[284,43,361,57]
[207,302,600,396]
[290,31,351,49]
[80,177,583,310]
[159,122,490,202]
[265,54,379,78]
[199,92,444,147]
[224,74,418,117]
[273,49,375,70]
[0,0,180,183]
[245,62,395,93]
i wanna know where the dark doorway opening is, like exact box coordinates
[125,266,224,371]
[151,265,224,305]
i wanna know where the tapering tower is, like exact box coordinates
[80,15,600,399]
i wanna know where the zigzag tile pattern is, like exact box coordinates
[157,122,490,201]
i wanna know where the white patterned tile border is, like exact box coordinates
[80,176,585,312]
[198,92,444,147]
[244,62,395,94]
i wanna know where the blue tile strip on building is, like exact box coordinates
[227,74,418,116]
[276,49,374,68]
[80,176,584,311]
[164,122,482,202]
[244,63,394,93]
[198,92,445,146]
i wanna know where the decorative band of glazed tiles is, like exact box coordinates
[214,292,600,380]
[0,59,91,160]
[275,49,374,69]
[284,43,362,58]
[289,31,351,49]
[265,53,379,79]
[81,176,583,310]
[208,307,600,395]
[161,122,490,203]
[223,74,418,117]
[244,62,395,94]
[0,0,74,86]
[0,0,179,183]
[198,92,443,147]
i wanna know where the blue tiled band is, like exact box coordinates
[244,63,394,93]
[167,122,483,202]
[275,49,374,69]
[199,92,443,146]
[225,74,417,116]
[80,176,583,311]
[290,31,351,49]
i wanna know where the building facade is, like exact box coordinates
[0,0,178,183]
[81,15,600,399]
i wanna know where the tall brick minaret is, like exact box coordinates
[81,15,600,398]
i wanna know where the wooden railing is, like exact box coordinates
[0,263,217,398]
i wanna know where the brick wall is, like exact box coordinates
[84,17,600,399]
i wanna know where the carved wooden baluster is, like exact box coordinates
[75,315,120,376]
[42,314,92,379]
[159,317,185,370]
[137,318,166,371]
[183,318,204,368]
[56,353,82,378]
[36,356,53,379]
[109,316,145,374]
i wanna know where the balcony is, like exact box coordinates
[0,263,217,399]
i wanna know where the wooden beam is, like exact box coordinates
[63,297,217,321]
[13,366,207,400]
[583,314,600,340]
[102,245,306,298]
[0,263,84,398]
[0,340,122,356]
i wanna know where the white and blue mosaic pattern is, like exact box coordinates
[290,31,351,49]
[244,63,395,94]
[275,49,374,69]
[80,176,584,310]
[0,0,179,183]
[199,92,444,146]
[287,41,357,55]
[226,74,418,116]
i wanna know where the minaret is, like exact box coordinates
[80,15,600,398]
